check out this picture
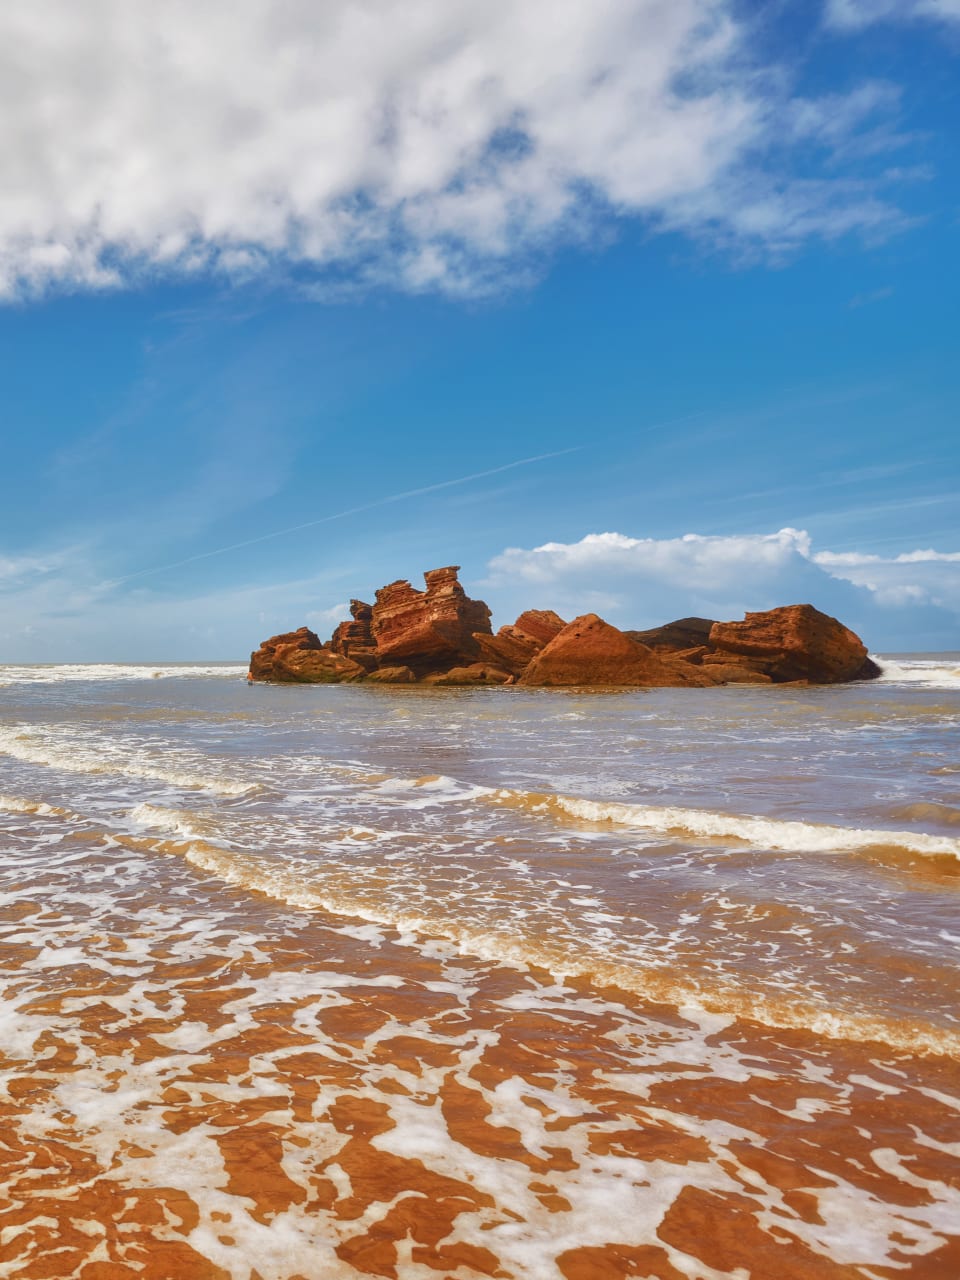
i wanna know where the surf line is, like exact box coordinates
[101,448,580,589]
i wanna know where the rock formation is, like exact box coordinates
[627,617,716,654]
[474,609,566,677]
[248,627,365,683]
[370,566,492,676]
[518,615,718,688]
[329,600,378,671]
[249,567,882,689]
[707,604,880,684]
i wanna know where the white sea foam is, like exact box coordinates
[874,655,960,689]
[496,789,960,860]
[0,662,247,685]
[0,725,256,796]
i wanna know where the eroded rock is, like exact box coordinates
[249,572,881,688]
[519,615,718,688]
[709,604,873,684]
[249,627,365,683]
[371,567,492,676]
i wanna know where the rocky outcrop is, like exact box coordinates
[519,615,719,688]
[370,566,492,676]
[249,627,365,683]
[474,609,567,677]
[627,617,716,654]
[330,600,378,671]
[423,663,514,686]
[708,604,876,684]
[250,568,882,689]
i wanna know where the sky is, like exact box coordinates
[0,0,958,660]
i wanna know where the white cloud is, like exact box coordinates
[827,0,960,28]
[0,0,915,300]
[484,528,960,647]
[812,547,960,611]
[488,528,815,590]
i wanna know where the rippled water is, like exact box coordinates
[1,657,958,1278]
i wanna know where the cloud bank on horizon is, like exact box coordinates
[2,527,958,661]
[484,529,960,651]
[0,0,924,300]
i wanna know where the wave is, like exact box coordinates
[0,663,247,686]
[874,655,960,689]
[6,788,957,1055]
[122,809,960,1058]
[491,789,960,863]
[0,793,74,819]
[0,726,256,796]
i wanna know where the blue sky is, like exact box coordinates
[0,0,957,660]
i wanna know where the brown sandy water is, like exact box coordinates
[0,659,958,1278]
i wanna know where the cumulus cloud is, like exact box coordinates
[826,0,960,29]
[484,529,960,647]
[813,548,960,610]
[0,0,916,300]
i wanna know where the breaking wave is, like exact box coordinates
[120,802,960,1057]
[874,655,960,689]
[492,789,960,862]
[0,726,257,796]
[0,662,247,686]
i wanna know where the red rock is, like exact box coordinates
[626,617,717,653]
[709,604,874,684]
[249,627,365,683]
[371,566,492,675]
[365,665,417,684]
[512,610,567,647]
[473,609,567,677]
[330,600,378,671]
[700,663,773,685]
[519,615,718,688]
[423,664,514,686]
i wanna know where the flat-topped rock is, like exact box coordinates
[709,604,876,684]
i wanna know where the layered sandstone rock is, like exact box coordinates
[519,615,719,688]
[474,609,566,677]
[708,604,877,684]
[330,600,378,671]
[249,627,365,683]
[371,566,492,676]
[249,568,881,688]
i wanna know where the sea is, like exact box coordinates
[0,655,958,1280]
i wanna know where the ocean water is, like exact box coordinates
[0,656,958,1279]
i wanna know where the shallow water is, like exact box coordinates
[0,656,958,1278]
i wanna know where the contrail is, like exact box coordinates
[104,447,580,589]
